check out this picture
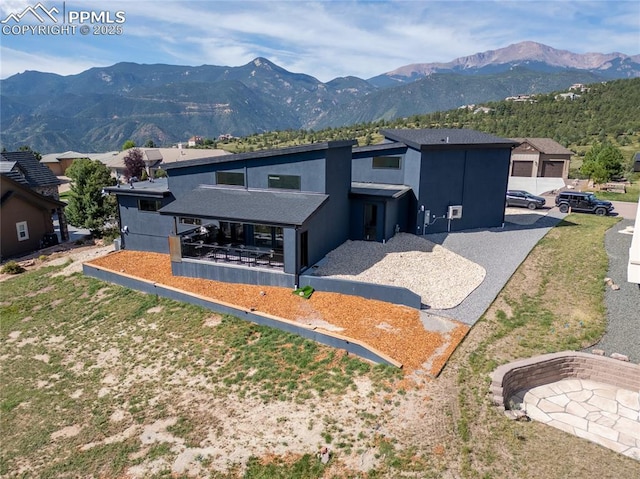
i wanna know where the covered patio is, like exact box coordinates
[159,185,329,285]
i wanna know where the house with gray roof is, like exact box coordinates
[106,129,516,289]
[509,138,573,179]
[1,151,68,257]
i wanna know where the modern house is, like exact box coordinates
[509,138,572,179]
[107,129,517,289]
[1,155,67,259]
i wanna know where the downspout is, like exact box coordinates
[294,226,300,288]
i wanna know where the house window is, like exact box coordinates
[138,199,162,212]
[16,221,29,241]
[179,217,202,226]
[218,222,244,244]
[372,156,401,169]
[268,174,301,190]
[216,171,245,186]
[253,225,284,249]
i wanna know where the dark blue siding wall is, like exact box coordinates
[384,194,411,239]
[167,164,217,197]
[352,145,407,185]
[419,148,510,234]
[167,152,327,197]
[301,145,351,266]
[402,149,423,197]
[458,148,510,231]
[119,195,175,253]
[246,153,325,191]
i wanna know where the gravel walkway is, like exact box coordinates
[588,219,640,363]
[422,208,565,325]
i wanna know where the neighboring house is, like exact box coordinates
[100,148,228,179]
[188,136,203,147]
[107,129,516,290]
[633,152,640,173]
[1,151,69,246]
[1,172,66,259]
[41,151,90,176]
[509,138,572,179]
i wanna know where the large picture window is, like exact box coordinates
[216,171,245,186]
[268,174,301,190]
[372,156,401,169]
[138,199,162,212]
[16,221,29,241]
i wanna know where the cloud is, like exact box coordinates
[1,0,638,80]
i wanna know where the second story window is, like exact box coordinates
[216,171,245,186]
[268,174,301,190]
[138,199,162,212]
[372,156,401,169]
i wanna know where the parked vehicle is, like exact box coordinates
[554,191,614,216]
[506,190,546,210]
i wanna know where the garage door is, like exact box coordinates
[541,161,564,177]
[512,161,533,177]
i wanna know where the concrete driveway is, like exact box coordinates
[611,200,638,220]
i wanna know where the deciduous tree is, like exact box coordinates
[123,147,145,180]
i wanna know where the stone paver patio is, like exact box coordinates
[511,379,640,460]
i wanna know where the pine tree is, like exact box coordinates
[65,159,117,236]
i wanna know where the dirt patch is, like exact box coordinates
[88,250,469,375]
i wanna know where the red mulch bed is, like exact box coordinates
[88,251,469,375]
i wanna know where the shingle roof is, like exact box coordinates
[381,129,517,150]
[1,174,66,208]
[0,151,61,187]
[159,186,329,226]
[511,138,573,155]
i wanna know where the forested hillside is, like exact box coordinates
[217,78,640,168]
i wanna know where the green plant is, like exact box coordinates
[1,261,25,274]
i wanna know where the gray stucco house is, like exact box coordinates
[107,129,516,289]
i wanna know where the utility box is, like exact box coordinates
[447,205,463,220]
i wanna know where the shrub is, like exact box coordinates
[1,261,26,274]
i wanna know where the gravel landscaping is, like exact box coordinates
[310,233,486,309]
[590,219,640,363]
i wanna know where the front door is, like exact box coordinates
[364,203,378,241]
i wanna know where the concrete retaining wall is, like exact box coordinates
[490,351,640,411]
[299,274,422,310]
[83,263,402,368]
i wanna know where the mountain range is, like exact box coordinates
[1,41,638,153]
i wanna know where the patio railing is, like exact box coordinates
[182,242,284,269]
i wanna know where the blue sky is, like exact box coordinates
[1,0,638,81]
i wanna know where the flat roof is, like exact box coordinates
[380,128,517,150]
[350,182,412,198]
[159,186,329,226]
[162,140,356,171]
[104,178,170,198]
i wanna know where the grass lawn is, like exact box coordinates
[1,213,638,478]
